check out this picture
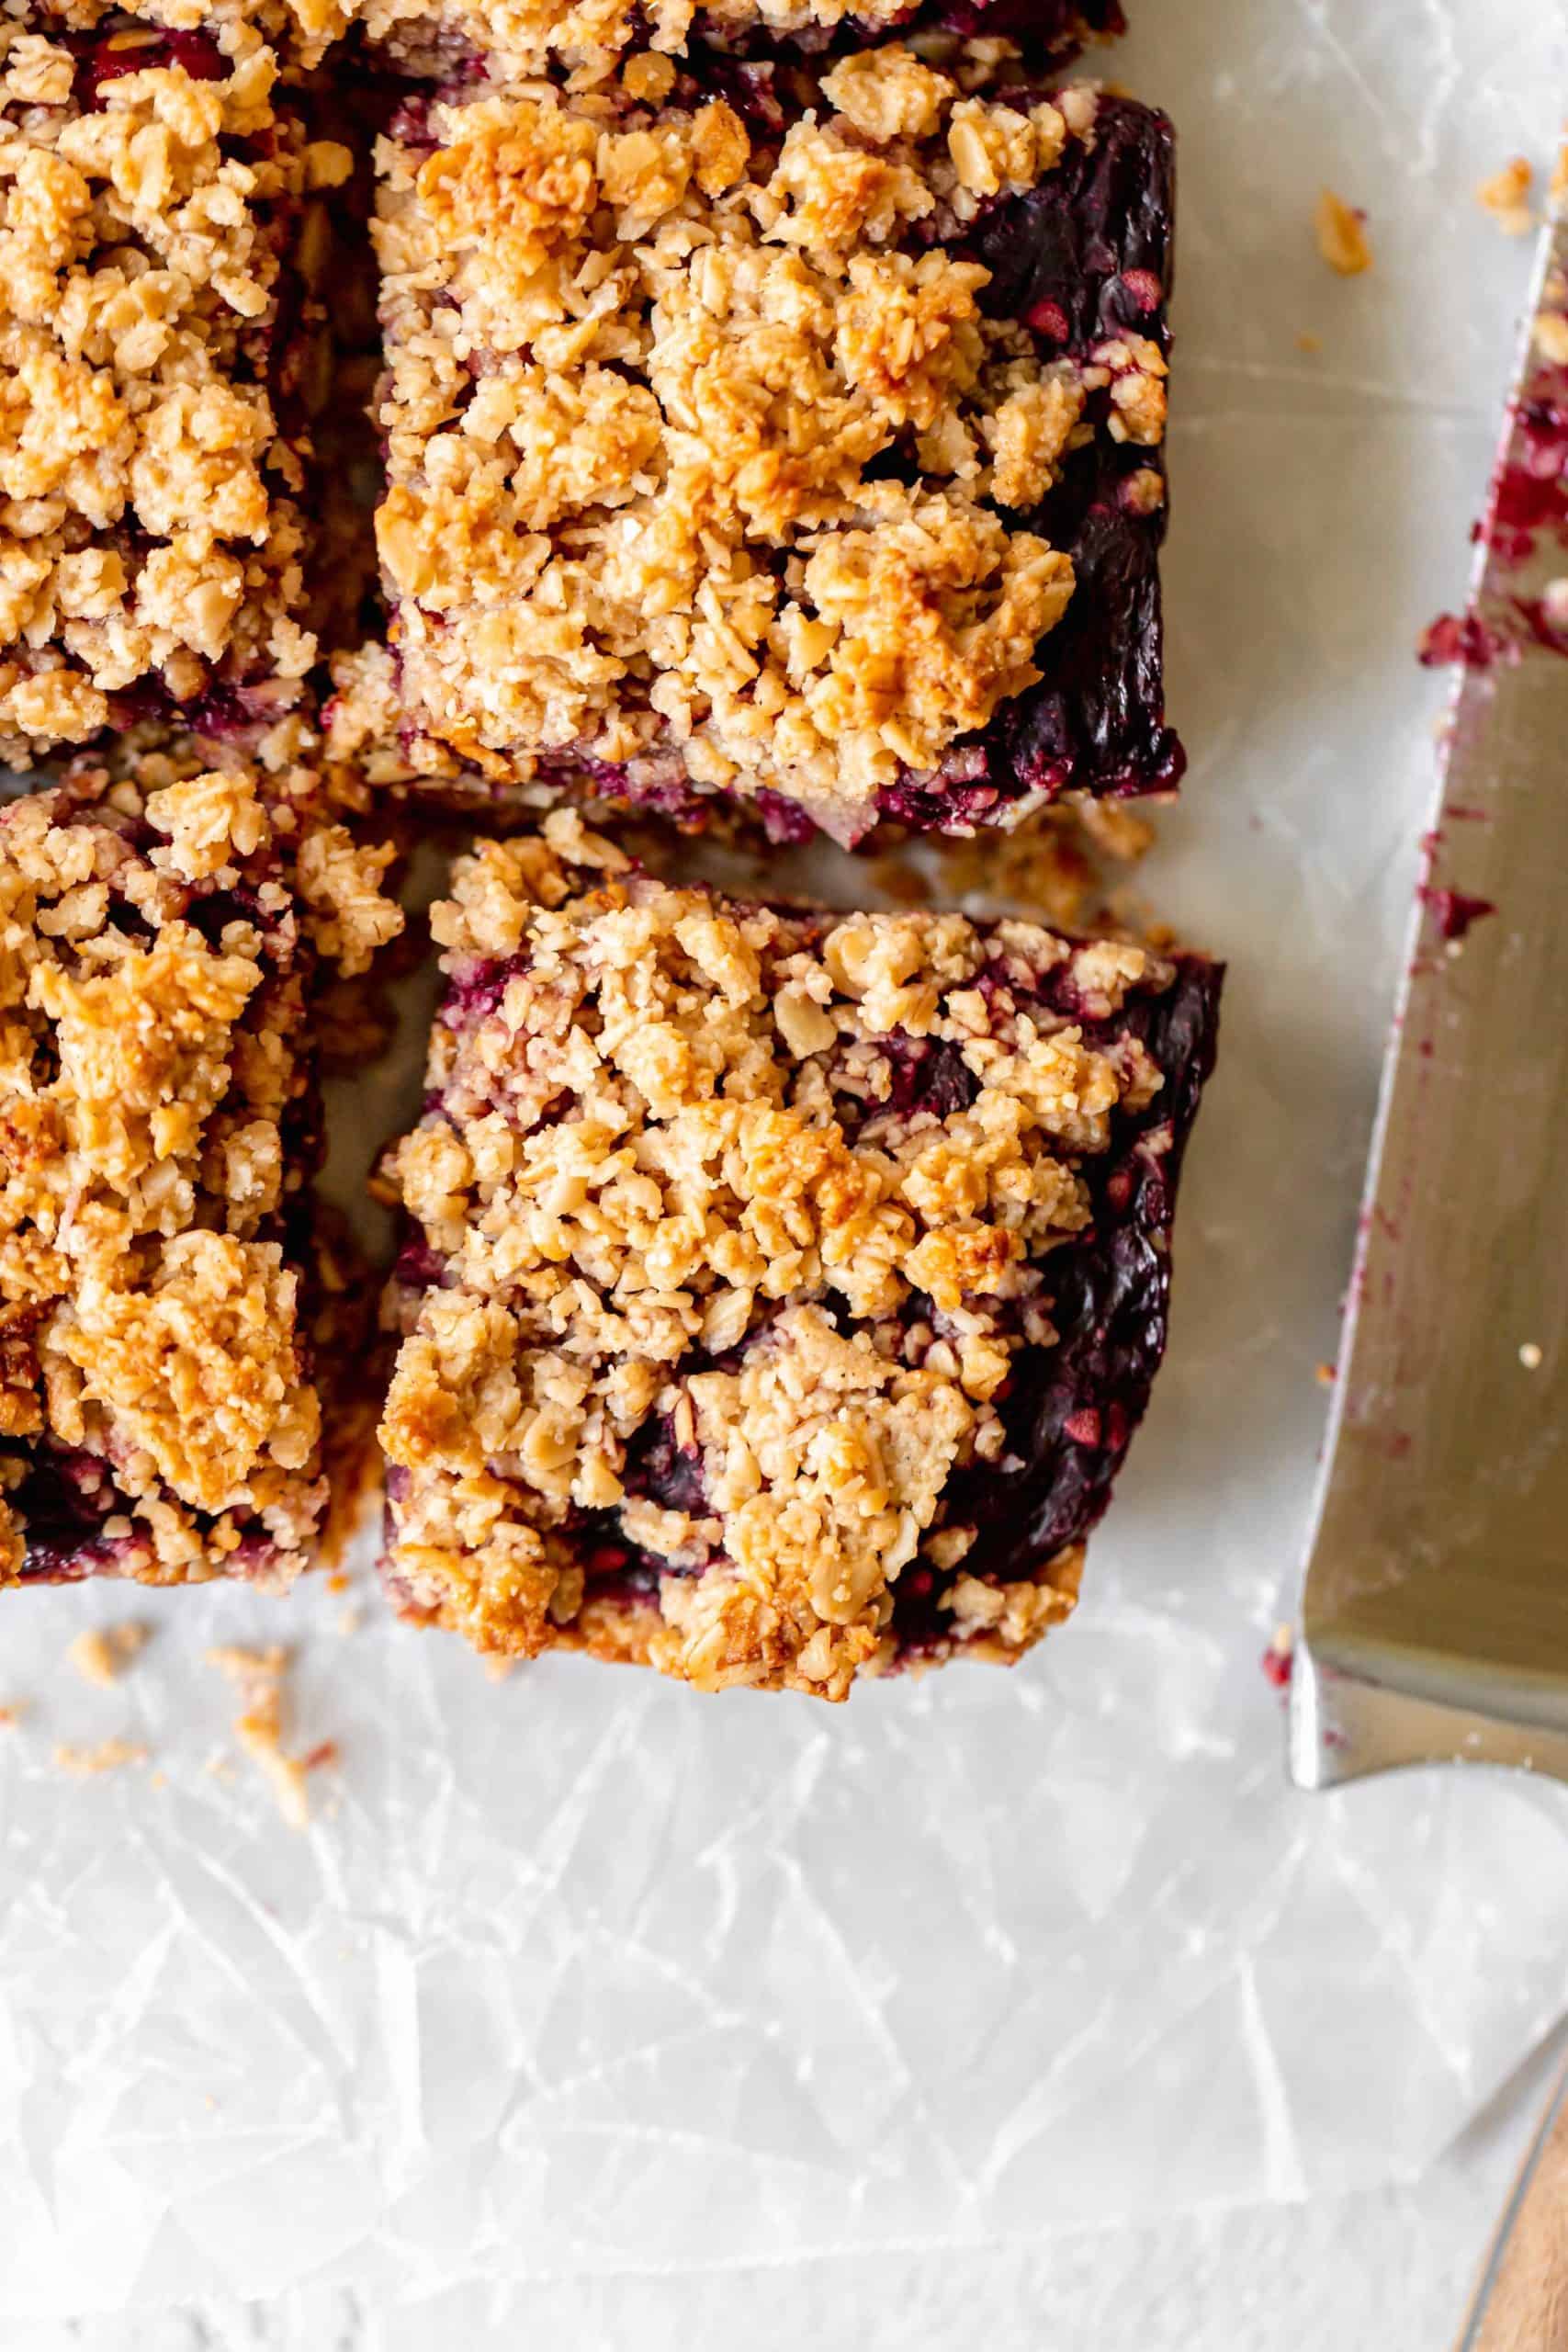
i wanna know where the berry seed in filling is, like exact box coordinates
[377,810,1221,1700]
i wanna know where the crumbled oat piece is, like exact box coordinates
[0,21,327,762]
[1477,158,1534,237]
[1315,188,1371,277]
[54,1736,148,1775]
[363,70,1179,839]
[0,1701,27,1727]
[205,1641,330,1826]
[66,1622,151,1686]
[378,813,1222,1700]
[0,752,403,1590]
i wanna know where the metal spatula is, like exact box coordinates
[1291,205,1568,1790]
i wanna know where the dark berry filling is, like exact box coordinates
[71,26,225,107]
[887,96,1182,824]
[891,956,1223,1651]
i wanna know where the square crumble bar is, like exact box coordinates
[0,754,401,1589]
[0,14,354,764]
[378,812,1220,1700]
[349,52,1177,844]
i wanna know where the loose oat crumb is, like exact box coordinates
[1520,1341,1543,1370]
[1315,189,1372,277]
[1315,1361,1337,1387]
[66,1623,151,1688]
[0,1702,27,1728]
[1295,331,1322,355]
[205,1644,330,1828]
[1477,158,1534,237]
[54,1737,148,1777]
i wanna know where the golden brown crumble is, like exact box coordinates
[205,1639,326,1825]
[0,21,336,760]
[1314,187,1371,277]
[379,810,1174,1699]
[1476,156,1534,237]
[351,0,989,87]
[0,751,403,1589]
[66,1617,149,1681]
[361,61,1161,839]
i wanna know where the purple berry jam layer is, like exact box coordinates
[377,812,1220,1700]
[0,753,401,1590]
[0,15,355,766]
[345,58,1177,844]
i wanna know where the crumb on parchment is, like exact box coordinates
[0,1702,26,1728]
[66,1623,151,1689]
[1315,189,1371,277]
[205,1645,335,1829]
[1477,158,1534,236]
[54,1738,148,1777]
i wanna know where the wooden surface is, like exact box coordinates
[1462,2064,1568,2352]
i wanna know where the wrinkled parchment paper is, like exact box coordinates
[5,0,1568,2314]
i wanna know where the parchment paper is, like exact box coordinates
[4,0,1568,2314]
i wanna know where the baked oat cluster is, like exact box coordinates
[0,752,401,1589]
[351,53,1174,841]
[0,14,350,763]
[378,812,1219,1699]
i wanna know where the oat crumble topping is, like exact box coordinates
[378,809,1221,1699]
[346,0,1116,91]
[0,751,403,1589]
[0,18,336,761]
[365,59,1172,841]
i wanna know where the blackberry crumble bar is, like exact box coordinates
[0,15,352,763]
[344,51,1177,843]
[0,753,401,1589]
[378,812,1220,1699]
